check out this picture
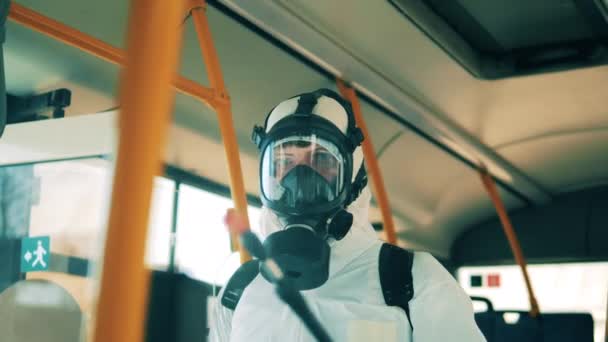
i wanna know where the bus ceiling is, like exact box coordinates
[3,0,608,260]
[389,0,608,79]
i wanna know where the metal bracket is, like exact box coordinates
[212,88,231,107]
[6,88,71,124]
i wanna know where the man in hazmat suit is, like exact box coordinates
[210,88,485,341]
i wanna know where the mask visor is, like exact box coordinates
[261,135,345,211]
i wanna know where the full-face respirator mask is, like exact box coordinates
[251,89,367,290]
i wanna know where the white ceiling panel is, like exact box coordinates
[498,130,608,193]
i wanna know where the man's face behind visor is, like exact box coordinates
[261,135,345,209]
[273,141,339,184]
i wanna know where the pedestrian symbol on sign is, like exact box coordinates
[32,240,48,268]
[21,236,51,272]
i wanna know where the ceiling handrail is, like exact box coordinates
[337,79,397,245]
[480,170,540,317]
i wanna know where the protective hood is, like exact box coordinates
[256,185,379,278]
[253,89,367,218]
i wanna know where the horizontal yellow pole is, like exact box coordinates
[8,2,222,109]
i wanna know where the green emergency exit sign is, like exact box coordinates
[20,236,50,272]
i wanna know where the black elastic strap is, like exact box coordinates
[379,243,415,331]
[294,93,319,116]
[346,164,368,207]
[220,259,260,310]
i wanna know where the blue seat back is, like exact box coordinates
[472,297,594,342]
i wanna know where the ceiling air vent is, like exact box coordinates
[389,0,608,79]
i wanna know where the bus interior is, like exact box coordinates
[0,0,607,341]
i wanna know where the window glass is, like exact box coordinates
[145,177,175,270]
[0,159,111,341]
[175,183,262,286]
[0,159,174,341]
[458,263,608,342]
[175,184,234,285]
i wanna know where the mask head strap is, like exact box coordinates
[346,163,368,207]
[293,92,318,117]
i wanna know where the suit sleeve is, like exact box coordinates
[208,288,233,342]
[409,252,486,341]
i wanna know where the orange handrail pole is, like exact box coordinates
[92,0,184,341]
[188,0,251,263]
[479,171,540,317]
[8,2,217,109]
[337,80,397,245]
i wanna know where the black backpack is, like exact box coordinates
[220,243,415,330]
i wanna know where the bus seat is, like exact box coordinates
[471,296,495,338]
[472,297,594,342]
[146,270,214,342]
[0,279,83,342]
[538,313,594,342]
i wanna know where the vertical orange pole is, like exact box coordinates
[337,80,397,245]
[480,171,540,317]
[92,1,184,341]
[188,0,251,263]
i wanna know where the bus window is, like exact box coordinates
[458,263,608,342]
[0,158,176,341]
[145,177,175,270]
[174,183,261,286]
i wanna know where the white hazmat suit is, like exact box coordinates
[210,186,486,341]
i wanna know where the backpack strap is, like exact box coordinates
[220,259,260,310]
[379,243,415,331]
[221,244,416,333]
